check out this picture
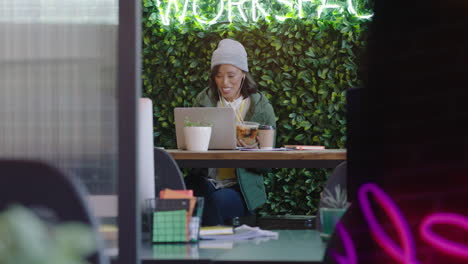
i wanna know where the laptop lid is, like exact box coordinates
[174,107,237,150]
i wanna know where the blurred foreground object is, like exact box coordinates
[0,204,95,264]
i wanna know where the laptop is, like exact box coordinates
[174,107,237,150]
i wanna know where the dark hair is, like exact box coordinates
[209,64,258,101]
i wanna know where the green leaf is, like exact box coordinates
[294,134,305,141]
[189,61,198,68]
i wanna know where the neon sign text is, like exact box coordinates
[154,0,373,25]
[331,183,468,263]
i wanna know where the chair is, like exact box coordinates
[0,159,108,264]
[315,161,347,232]
[153,148,186,197]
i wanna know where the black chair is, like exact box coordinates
[0,159,108,264]
[153,148,186,197]
[315,161,347,232]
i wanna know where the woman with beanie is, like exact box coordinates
[185,39,276,226]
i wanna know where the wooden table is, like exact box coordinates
[166,149,346,168]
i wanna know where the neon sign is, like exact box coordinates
[420,213,468,259]
[332,222,357,264]
[331,183,468,263]
[154,0,373,25]
[359,183,418,264]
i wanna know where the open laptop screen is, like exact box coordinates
[174,107,237,150]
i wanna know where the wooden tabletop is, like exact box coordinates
[166,149,346,168]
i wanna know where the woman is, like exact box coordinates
[185,39,276,226]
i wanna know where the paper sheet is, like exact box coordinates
[200,225,279,240]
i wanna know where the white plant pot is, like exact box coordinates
[184,126,212,151]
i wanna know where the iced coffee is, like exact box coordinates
[236,121,259,146]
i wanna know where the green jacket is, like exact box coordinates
[193,88,276,211]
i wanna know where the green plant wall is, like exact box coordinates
[142,0,371,215]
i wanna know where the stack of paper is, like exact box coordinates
[284,145,325,150]
[200,225,279,240]
[200,225,234,236]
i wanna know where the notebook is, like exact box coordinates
[174,107,237,150]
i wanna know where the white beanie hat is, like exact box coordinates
[211,39,249,72]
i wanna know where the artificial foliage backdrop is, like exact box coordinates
[142,0,371,215]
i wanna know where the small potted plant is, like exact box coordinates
[319,184,350,238]
[183,117,213,151]
[0,204,96,264]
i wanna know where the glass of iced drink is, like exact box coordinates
[236,121,259,146]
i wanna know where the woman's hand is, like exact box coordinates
[237,136,259,149]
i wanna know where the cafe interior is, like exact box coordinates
[1,0,467,263]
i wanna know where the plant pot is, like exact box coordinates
[319,207,347,236]
[184,126,212,151]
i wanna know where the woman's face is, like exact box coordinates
[215,64,245,102]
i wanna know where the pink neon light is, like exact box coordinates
[332,183,468,263]
[358,183,419,264]
[332,222,357,264]
[420,213,468,259]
